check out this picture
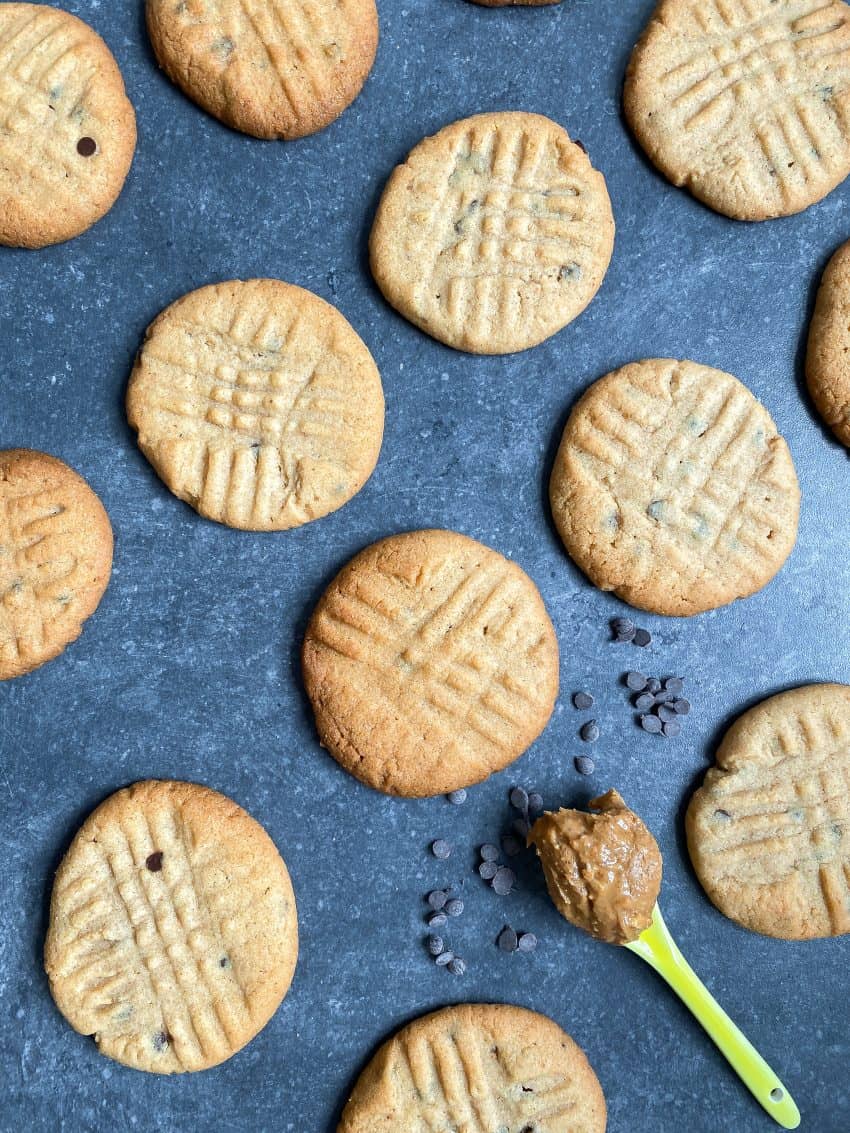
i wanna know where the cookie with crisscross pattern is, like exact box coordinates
[45,780,298,1073]
[0,3,136,248]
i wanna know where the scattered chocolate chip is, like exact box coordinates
[527,792,543,814]
[657,703,678,723]
[664,676,684,694]
[479,860,499,880]
[445,898,464,918]
[501,834,523,857]
[431,839,452,860]
[435,950,454,967]
[480,843,500,862]
[634,692,656,711]
[662,720,682,739]
[633,628,652,647]
[152,1030,170,1052]
[612,617,635,637]
[517,932,538,953]
[654,688,675,704]
[145,852,163,872]
[580,720,600,743]
[447,789,467,805]
[497,925,519,953]
[510,787,529,811]
[76,136,97,157]
[626,671,648,691]
[673,698,691,715]
[647,677,662,694]
[492,867,515,896]
[447,957,467,976]
[427,890,448,910]
[573,691,594,709]
[427,935,445,956]
[512,817,530,838]
[574,755,595,776]
[640,714,663,734]
[427,912,448,929]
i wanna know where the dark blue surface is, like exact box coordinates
[1,1,848,1130]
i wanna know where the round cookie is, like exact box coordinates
[126,279,384,531]
[0,449,112,680]
[338,1003,607,1133]
[0,3,136,248]
[146,0,378,140]
[806,238,850,446]
[549,359,800,616]
[624,0,850,221]
[302,529,559,797]
[686,685,850,940]
[45,779,299,1073]
[370,111,614,354]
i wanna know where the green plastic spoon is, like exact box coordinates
[626,904,801,1130]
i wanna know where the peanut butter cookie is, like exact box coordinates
[806,238,850,445]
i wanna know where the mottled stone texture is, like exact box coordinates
[0,1,847,1131]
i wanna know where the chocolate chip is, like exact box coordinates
[501,834,523,857]
[512,817,530,838]
[492,867,515,896]
[664,676,684,694]
[479,860,499,880]
[151,1030,170,1052]
[497,925,519,953]
[662,720,682,739]
[431,839,452,860]
[517,932,538,953]
[580,721,600,743]
[480,843,500,862]
[657,703,678,723]
[445,898,464,918]
[510,787,529,811]
[573,691,594,709]
[574,755,595,776]
[574,138,587,153]
[447,957,467,976]
[435,950,454,967]
[626,671,648,691]
[427,935,445,956]
[640,714,663,734]
[427,890,448,910]
[634,692,655,711]
[146,852,163,872]
[427,912,448,929]
[612,617,634,636]
[633,628,652,647]
[527,792,543,814]
[647,678,662,694]
[673,698,691,715]
[447,789,467,805]
[76,136,97,157]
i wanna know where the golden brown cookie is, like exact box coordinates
[806,238,850,445]
[146,0,378,140]
[0,3,136,248]
[686,685,850,940]
[624,0,850,220]
[338,1003,607,1133]
[302,529,559,797]
[126,279,384,531]
[370,111,614,354]
[45,779,299,1073]
[549,359,800,616]
[0,449,112,680]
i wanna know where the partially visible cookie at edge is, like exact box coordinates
[126,279,385,531]
[806,238,850,445]
[686,684,850,939]
[370,111,614,354]
[146,0,379,140]
[338,1003,607,1133]
[45,779,299,1073]
[0,449,112,680]
[0,3,136,248]
[549,359,800,616]
[624,0,850,220]
[302,529,559,797]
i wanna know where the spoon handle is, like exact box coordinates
[627,906,800,1130]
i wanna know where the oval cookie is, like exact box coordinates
[0,449,112,680]
[370,111,615,354]
[0,3,136,248]
[302,529,559,797]
[686,685,850,939]
[126,279,385,531]
[549,359,800,616]
[146,0,379,140]
[624,0,850,220]
[806,238,850,446]
[45,780,299,1073]
[338,1003,607,1133]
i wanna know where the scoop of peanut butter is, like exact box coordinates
[528,789,662,945]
